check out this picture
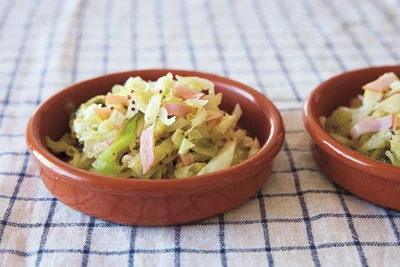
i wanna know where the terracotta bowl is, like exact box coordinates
[26,69,285,226]
[304,66,400,210]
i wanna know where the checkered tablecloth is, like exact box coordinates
[1,0,400,266]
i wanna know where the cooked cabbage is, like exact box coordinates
[46,73,260,178]
[322,72,400,165]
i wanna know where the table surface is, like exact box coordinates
[1,0,400,266]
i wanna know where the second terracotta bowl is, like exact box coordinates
[26,69,285,226]
[304,66,400,210]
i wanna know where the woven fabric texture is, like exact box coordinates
[1,0,400,266]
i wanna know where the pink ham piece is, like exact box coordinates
[94,107,112,120]
[362,72,398,92]
[105,139,114,146]
[180,153,194,166]
[140,124,156,174]
[163,102,193,117]
[350,114,395,139]
[174,84,204,100]
[105,93,128,106]
[114,124,122,131]
[393,115,398,131]
[205,113,224,123]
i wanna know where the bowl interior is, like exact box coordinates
[35,69,273,165]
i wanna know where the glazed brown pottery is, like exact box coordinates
[304,66,400,210]
[26,69,285,226]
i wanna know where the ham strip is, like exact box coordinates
[163,102,193,117]
[174,84,204,100]
[205,113,224,123]
[105,139,114,146]
[180,153,194,166]
[114,124,122,131]
[105,93,128,106]
[94,107,112,120]
[140,124,156,174]
[362,72,398,92]
[393,115,398,131]
[350,114,395,139]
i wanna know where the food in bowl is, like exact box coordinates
[46,73,260,179]
[27,69,285,225]
[321,72,400,166]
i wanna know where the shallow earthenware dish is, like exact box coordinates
[26,69,285,226]
[304,66,400,210]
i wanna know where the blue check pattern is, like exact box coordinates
[0,0,400,266]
